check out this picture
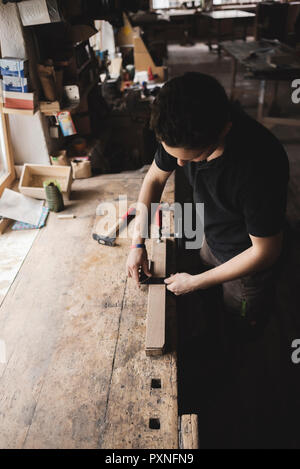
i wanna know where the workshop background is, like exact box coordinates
[0,0,300,450]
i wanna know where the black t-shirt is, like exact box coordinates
[155,107,289,262]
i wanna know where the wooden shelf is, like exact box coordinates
[40,78,99,116]
[3,107,37,116]
[39,101,61,116]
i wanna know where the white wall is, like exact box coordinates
[0,3,50,165]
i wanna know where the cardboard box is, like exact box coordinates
[19,164,72,200]
[0,57,29,78]
[2,76,29,93]
[50,150,69,166]
[70,158,92,179]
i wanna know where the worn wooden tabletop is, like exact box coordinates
[0,169,178,449]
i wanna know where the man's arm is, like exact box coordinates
[126,161,173,285]
[165,232,283,295]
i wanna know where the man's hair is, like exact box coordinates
[150,73,230,149]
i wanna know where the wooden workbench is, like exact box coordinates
[221,39,300,128]
[0,169,178,449]
[203,10,255,54]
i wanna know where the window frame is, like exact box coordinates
[0,100,15,234]
[0,102,15,197]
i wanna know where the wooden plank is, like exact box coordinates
[146,285,166,355]
[3,107,37,116]
[145,240,167,356]
[100,224,178,447]
[0,102,16,198]
[0,175,138,448]
[151,239,167,277]
[180,414,199,449]
[0,101,16,237]
[99,296,178,449]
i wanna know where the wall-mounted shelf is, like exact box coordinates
[3,107,37,116]
[39,101,61,116]
[40,77,99,117]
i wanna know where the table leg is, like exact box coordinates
[207,18,212,51]
[181,18,194,47]
[217,21,221,56]
[257,79,266,123]
[268,80,280,116]
[243,22,247,41]
[230,57,237,101]
[232,18,235,43]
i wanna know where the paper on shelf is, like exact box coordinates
[18,0,61,27]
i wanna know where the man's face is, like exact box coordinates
[162,142,218,167]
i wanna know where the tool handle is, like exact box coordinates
[58,214,76,219]
[155,204,163,241]
[121,206,136,220]
[155,204,163,229]
[106,219,122,239]
[106,206,136,238]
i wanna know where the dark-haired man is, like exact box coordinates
[126,73,289,329]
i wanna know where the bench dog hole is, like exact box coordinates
[151,379,161,389]
[149,418,160,430]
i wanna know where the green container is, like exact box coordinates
[44,181,64,213]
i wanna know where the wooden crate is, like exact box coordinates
[19,164,72,200]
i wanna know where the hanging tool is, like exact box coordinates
[93,206,136,246]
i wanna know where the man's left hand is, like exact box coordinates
[164,273,197,296]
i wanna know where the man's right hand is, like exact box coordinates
[126,247,152,286]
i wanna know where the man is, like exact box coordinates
[126,72,289,329]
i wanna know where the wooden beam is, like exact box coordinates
[0,101,16,235]
[145,239,166,356]
[181,414,199,449]
[0,103,15,197]
[3,107,37,116]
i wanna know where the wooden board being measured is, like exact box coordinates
[180,414,199,449]
[0,169,178,449]
[146,240,166,356]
